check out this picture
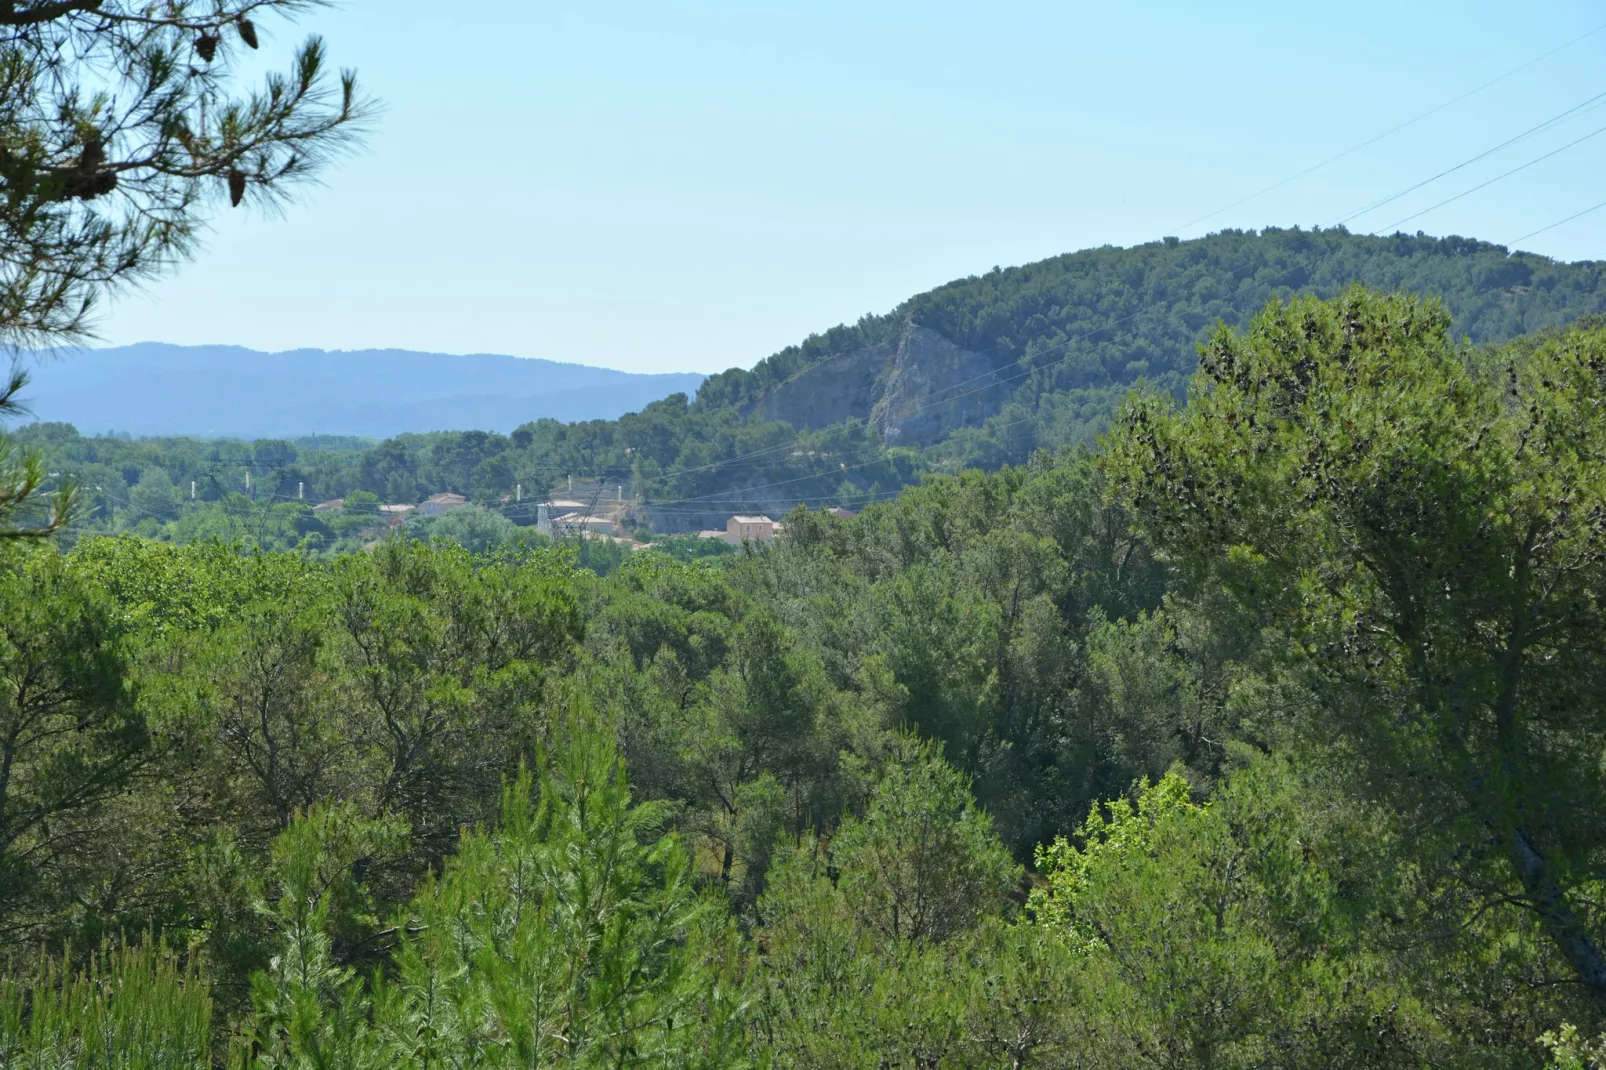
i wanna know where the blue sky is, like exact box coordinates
[97,0,1606,374]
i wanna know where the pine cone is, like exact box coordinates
[195,33,219,62]
[238,18,258,49]
[227,169,246,207]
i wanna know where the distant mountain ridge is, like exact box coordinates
[20,343,707,439]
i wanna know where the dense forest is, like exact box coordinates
[7,7,1606,1065]
[3,288,1606,1066]
[23,229,1606,542]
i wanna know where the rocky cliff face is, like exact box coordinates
[745,323,1010,445]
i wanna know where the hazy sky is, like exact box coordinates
[95,0,1606,374]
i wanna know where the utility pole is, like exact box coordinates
[516,484,522,503]
[298,482,304,500]
[567,475,572,494]
[617,485,622,501]
[190,481,196,500]
[245,470,251,494]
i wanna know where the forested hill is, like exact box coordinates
[472,228,1606,530]
[19,228,1606,537]
[691,227,1606,453]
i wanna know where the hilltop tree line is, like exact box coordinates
[1,290,1605,1066]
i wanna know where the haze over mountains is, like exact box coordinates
[21,343,707,439]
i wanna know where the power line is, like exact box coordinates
[646,189,1572,512]
[64,30,1606,528]
[657,28,1606,492]
[635,258,1363,511]
[1326,88,1606,228]
[1507,197,1606,246]
[1374,118,1606,234]
[1174,18,1606,234]
[642,302,1188,497]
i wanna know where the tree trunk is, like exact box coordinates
[1508,825,1606,1008]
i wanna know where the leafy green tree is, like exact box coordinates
[679,612,826,889]
[0,546,145,944]
[752,741,1020,1068]
[204,593,347,836]
[1032,763,1431,1068]
[830,738,1018,945]
[328,540,581,863]
[0,370,72,538]
[407,505,534,553]
[1108,288,1606,1006]
[343,489,380,516]
[245,716,751,1068]
[127,465,180,523]
[240,802,408,1069]
[1542,1024,1606,1070]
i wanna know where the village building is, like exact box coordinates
[417,492,470,517]
[311,498,344,513]
[725,515,777,543]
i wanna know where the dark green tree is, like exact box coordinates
[1109,288,1606,1007]
[0,546,144,944]
[245,716,751,1068]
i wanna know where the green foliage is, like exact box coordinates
[752,746,1038,1069]
[1032,764,1431,1067]
[830,739,1019,945]
[0,384,73,538]
[1109,287,1606,1008]
[244,717,751,1068]
[1542,1024,1606,1070]
[0,545,146,944]
[0,939,212,1068]
[640,533,737,562]
[405,506,542,553]
[8,286,1606,1064]
[730,453,1176,857]
[1030,771,1197,949]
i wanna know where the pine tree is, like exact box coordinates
[0,0,370,535]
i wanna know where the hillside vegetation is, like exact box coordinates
[4,290,1606,1066]
[21,228,1606,539]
